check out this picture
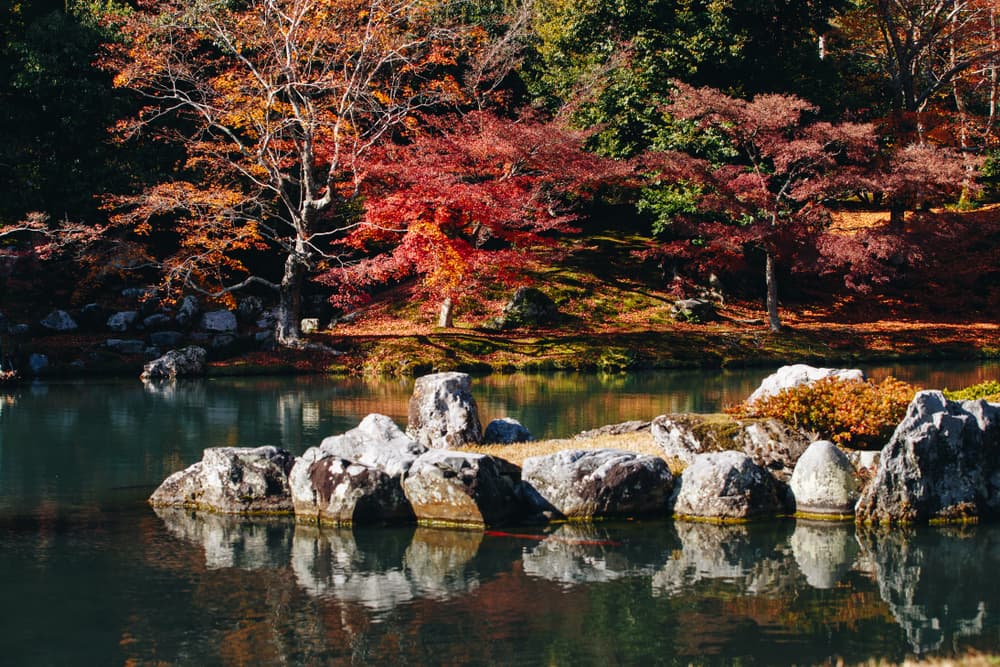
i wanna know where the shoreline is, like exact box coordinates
[7,320,999,380]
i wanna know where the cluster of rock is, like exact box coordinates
[9,290,291,376]
[151,365,1000,528]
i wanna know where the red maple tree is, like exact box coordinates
[319,110,632,326]
[650,82,877,332]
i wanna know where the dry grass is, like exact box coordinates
[849,657,1000,667]
[462,431,682,473]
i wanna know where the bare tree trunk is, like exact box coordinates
[889,204,906,228]
[276,253,305,346]
[437,297,454,328]
[765,251,781,333]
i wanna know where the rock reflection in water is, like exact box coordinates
[291,524,416,611]
[858,525,1000,655]
[522,523,671,585]
[790,520,859,589]
[652,521,797,597]
[290,524,501,610]
[153,506,293,570]
[404,527,485,598]
[152,503,1000,661]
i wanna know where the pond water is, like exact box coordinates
[2,361,999,665]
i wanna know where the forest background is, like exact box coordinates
[1,0,999,375]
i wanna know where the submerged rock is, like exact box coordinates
[522,449,673,520]
[856,391,1000,524]
[407,372,482,449]
[149,446,295,514]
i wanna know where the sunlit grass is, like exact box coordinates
[462,430,684,475]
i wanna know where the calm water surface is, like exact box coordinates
[2,362,999,665]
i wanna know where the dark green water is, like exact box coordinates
[1,363,999,665]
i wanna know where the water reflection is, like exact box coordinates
[154,506,293,570]
[857,525,1000,655]
[291,524,416,611]
[148,503,1000,661]
[652,522,798,597]
[791,520,859,589]
[522,523,670,585]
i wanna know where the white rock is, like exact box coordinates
[790,440,859,517]
[747,364,865,405]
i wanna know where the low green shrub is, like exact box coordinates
[943,380,1000,402]
[738,376,919,449]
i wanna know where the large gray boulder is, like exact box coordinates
[289,451,413,525]
[318,413,426,478]
[856,391,1000,524]
[483,417,533,444]
[289,414,424,525]
[407,372,482,449]
[486,287,559,330]
[141,345,207,380]
[401,450,521,526]
[522,449,673,520]
[671,450,783,520]
[149,446,295,514]
[789,440,860,518]
[652,413,810,481]
[747,364,865,405]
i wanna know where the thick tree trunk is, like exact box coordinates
[276,253,305,346]
[889,204,906,229]
[765,251,781,333]
[437,297,454,328]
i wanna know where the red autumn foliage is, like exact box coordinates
[318,110,634,324]
[649,82,877,331]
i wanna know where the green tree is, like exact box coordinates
[0,0,138,226]
[527,0,848,157]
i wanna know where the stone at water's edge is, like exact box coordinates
[746,364,865,405]
[789,440,859,517]
[289,450,414,525]
[141,345,207,380]
[483,417,533,444]
[290,414,424,525]
[401,450,521,526]
[855,391,1000,524]
[149,446,295,514]
[522,449,673,520]
[671,450,783,520]
[407,372,482,449]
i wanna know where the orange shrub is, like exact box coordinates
[739,376,919,449]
